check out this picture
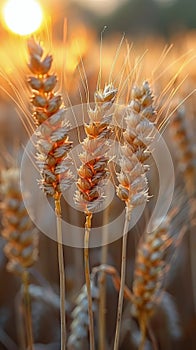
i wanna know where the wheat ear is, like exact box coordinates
[0,167,39,350]
[131,216,173,350]
[67,276,99,350]
[170,104,195,195]
[114,81,157,350]
[75,83,117,349]
[170,104,196,311]
[27,37,74,350]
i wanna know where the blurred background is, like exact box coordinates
[68,0,195,37]
[0,1,195,350]
[1,0,196,39]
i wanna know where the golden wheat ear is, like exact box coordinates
[169,103,196,313]
[27,37,74,199]
[73,83,117,350]
[0,167,39,275]
[27,37,75,350]
[130,194,190,350]
[75,83,117,212]
[170,103,195,196]
[114,81,157,350]
[131,217,172,320]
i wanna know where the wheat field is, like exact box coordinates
[0,6,195,350]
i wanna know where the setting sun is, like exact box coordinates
[3,0,43,36]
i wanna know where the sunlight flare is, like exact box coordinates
[3,0,43,35]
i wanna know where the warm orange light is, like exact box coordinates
[3,0,43,36]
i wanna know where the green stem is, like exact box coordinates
[84,211,95,350]
[113,206,131,350]
[55,197,66,350]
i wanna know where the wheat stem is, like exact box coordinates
[98,269,107,350]
[147,323,158,350]
[55,197,66,350]
[21,271,34,350]
[99,206,110,350]
[84,211,95,350]
[99,249,107,350]
[139,316,147,350]
[114,206,131,350]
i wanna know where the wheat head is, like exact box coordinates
[27,37,74,199]
[75,83,117,213]
[0,167,38,275]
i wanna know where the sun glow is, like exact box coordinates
[3,0,43,36]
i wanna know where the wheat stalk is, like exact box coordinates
[114,81,157,350]
[0,167,39,350]
[27,37,74,350]
[98,203,110,350]
[92,264,133,301]
[75,83,117,349]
